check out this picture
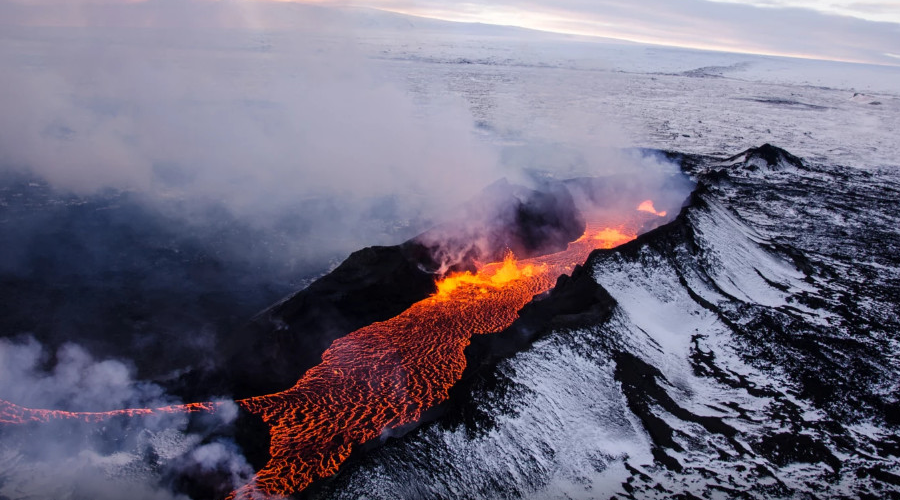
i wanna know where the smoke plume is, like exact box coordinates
[0,1,507,268]
[0,335,251,500]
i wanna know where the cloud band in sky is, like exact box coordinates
[0,0,898,65]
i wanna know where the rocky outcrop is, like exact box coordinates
[202,179,586,399]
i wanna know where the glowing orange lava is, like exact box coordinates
[434,253,542,297]
[0,204,667,499]
[0,399,221,425]
[637,199,667,217]
[228,229,610,499]
[590,226,637,249]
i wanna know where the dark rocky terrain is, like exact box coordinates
[0,174,313,382]
[211,178,586,399]
[303,145,900,499]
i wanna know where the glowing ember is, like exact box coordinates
[435,253,542,297]
[637,199,667,217]
[592,227,636,249]
[0,203,668,499]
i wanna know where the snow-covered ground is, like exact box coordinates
[353,31,900,171]
[299,22,900,499]
[310,146,900,500]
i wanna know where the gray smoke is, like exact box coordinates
[0,336,251,500]
[0,4,504,497]
[0,336,171,411]
[0,2,506,268]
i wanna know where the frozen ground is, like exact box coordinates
[4,22,898,179]
[352,31,900,172]
[303,21,900,500]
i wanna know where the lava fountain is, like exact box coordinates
[0,200,669,499]
[637,199,667,217]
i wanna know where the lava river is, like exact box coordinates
[0,203,665,499]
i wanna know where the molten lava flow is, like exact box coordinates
[637,199,667,217]
[435,253,542,297]
[0,398,221,425]
[0,204,669,499]
[226,217,642,499]
[591,227,637,249]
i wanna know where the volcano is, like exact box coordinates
[206,179,590,401]
[0,165,683,498]
[1,145,898,499]
[303,145,900,499]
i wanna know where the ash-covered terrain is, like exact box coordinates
[306,144,900,500]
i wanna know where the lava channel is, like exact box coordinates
[0,201,667,499]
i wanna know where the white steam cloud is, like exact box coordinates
[0,6,508,497]
[0,336,250,500]
[1,35,497,206]
[0,3,505,266]
[0,336,171,411]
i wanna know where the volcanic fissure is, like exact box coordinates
[0,181,678,498]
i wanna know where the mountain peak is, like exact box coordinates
[723,143,805,172]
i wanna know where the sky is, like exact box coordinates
[372,0,900,64]
[1,0,899,65]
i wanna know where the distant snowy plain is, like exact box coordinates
[352,29,900,170]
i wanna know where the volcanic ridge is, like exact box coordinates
[2,145,899,500]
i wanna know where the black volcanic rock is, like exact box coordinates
[414,179,585,274]
[304,145,900,500]
[462,262,616,367]
[725,143,805,171]
[202,179,586,399]
[211,243,437,398]
[754,432,840,471]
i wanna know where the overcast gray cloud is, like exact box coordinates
[705,0,900,23]
[1,0,897,65]
[375,0,900,65]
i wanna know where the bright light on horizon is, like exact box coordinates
[4,0,898,66]
[356,1,899,66]
[704,0,900,24]
[243,0,900,66]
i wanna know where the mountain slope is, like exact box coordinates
[307,145,900,499]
